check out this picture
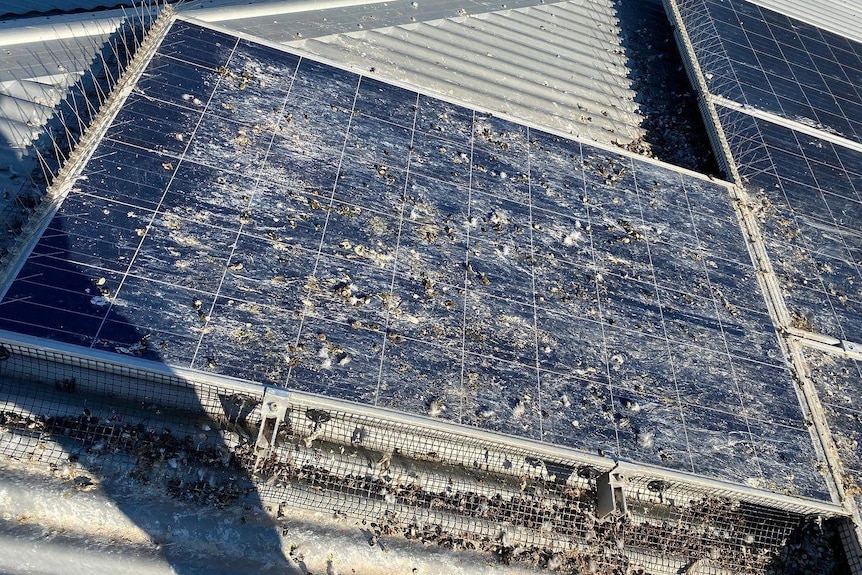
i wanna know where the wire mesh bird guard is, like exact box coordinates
[0,333,851,574]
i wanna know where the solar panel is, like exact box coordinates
[0,18,831,498]
[802,348,862,509]
[676,0,862,144]
[717,104,862,343]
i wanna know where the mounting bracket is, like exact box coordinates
[597,471,628,518]
[254,386,291,473]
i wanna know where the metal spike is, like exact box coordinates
[67,89,87,135]
[45,129,64,175]
[117,15,134,64]
[96,49,116,92]
[33,147,54,187]
[74,74,99,120]
[107,36,125,76]
[56,110,77,154]
[89,66,109,108]
[123,6,141,51]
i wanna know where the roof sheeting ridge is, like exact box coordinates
[746,0,862,45]
[291,0,643,144]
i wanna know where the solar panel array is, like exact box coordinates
[717,107,862,342]
[0,19,830,498]
[676,0,862,143]
[673,0,862,347]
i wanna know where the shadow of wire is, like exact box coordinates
[0,206,292,574]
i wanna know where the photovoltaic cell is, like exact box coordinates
[675,0,862,144]
[0,19,831,498]
[717,104,862,343]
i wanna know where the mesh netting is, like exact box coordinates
[0,334,851,574]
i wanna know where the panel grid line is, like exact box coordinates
[524,127,543,439]
[676,170,767,480]
[373,91,421,407]
[578,141,620,459]
[189,55,303,369]
[457,110,477,427]
[627,155,696,474]
[285,68,364,386]
[89,36,242,349]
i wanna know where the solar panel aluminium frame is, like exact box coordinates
[660,0,742,183]
[0,326,847,519]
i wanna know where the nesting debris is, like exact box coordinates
[612,0,720,174]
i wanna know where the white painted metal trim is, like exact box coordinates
[712,96,862,156]
[746,0,862,45]
[183,0,390,22]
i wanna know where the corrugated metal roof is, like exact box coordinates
[183,0,575,33]
[0,15,120,148]
[298,3,642,144]
[0,11,121,199]
[747,0,862,45]
[183,0,645,145]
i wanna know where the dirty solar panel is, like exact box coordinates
[677,0,862,144]
[717,104,862,344]
[801,349,862,507]
[0,19,830,498]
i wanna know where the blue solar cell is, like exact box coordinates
[461,352,543,439]
[277,97,352,158]
[354,77,418,127]
[34,209,141,273]
[617,393,689,471]
[158,20,237,69]
[387,273,465,347]
[377,336,463,422]
[289,58,359,107]
[5,266,107,321]
[685,406,763,486]
[137,54,217,110]
[539,372,618,454]
[292,316,384,403]
[779,44,816,72]
[193,296,301,383]
[748,418,830,499]
[0,298,102,346]
[414,95,474,144]
[128,218,238,293]
[105,94,202,154]
[218,245,317,310]
[81,140,174,209]
[159,162,253,232]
